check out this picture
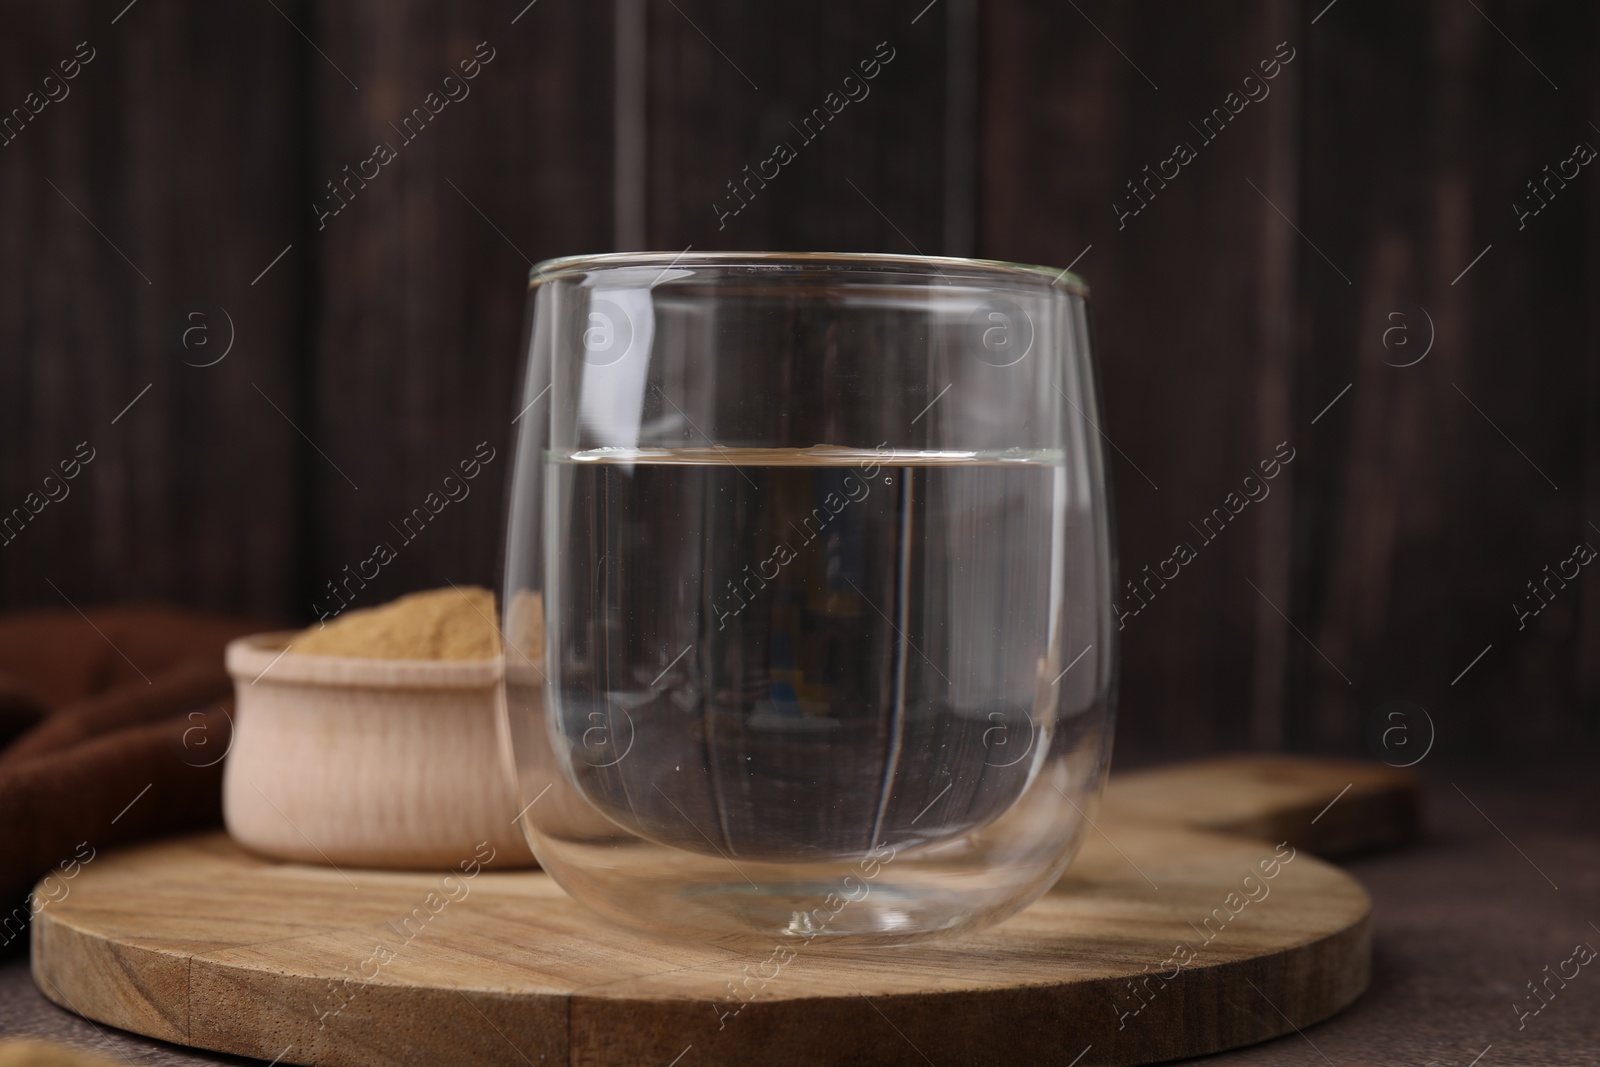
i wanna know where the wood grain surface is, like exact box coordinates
[9,768,1594,1067]
[29,758,1408,1066]
[643,1,954,255]
[0,0,303,619]
[1105,755,1420,858]
[306,0,613,620]
[220,634,535,869]
[2,3,1595,760]
[979,0,1303,756]
[1288,1,1595,755]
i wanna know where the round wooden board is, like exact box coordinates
[31,766,1381,1067]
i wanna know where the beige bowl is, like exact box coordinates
[222,633,535,869]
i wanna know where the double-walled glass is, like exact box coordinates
[500,252,1115,944]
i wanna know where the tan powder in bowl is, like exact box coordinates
[294,587,499,660]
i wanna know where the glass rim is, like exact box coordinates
[527,251,1090,298]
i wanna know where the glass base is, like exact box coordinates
[525,830,1078,947]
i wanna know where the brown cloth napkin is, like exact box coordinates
[0,605,268,920]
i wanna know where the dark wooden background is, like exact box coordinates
[0,0,1593,761]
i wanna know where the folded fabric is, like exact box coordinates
[0,657,231,766]
[0,606,255,707]
[0,606,267,919]
[0,678,45,751]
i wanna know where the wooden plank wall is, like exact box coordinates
[982,0,1303,757]
[0,0,303,619]
[308,0,613,620]
[0,0,1591,759]
[1289,0,1595,757]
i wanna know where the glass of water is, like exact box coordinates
[500,252,1115,944]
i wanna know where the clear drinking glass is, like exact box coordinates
[500,252,1116,945]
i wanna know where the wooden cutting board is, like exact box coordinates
[31,756,1416,1067]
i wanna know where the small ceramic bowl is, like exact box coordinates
[223,633,534,869]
